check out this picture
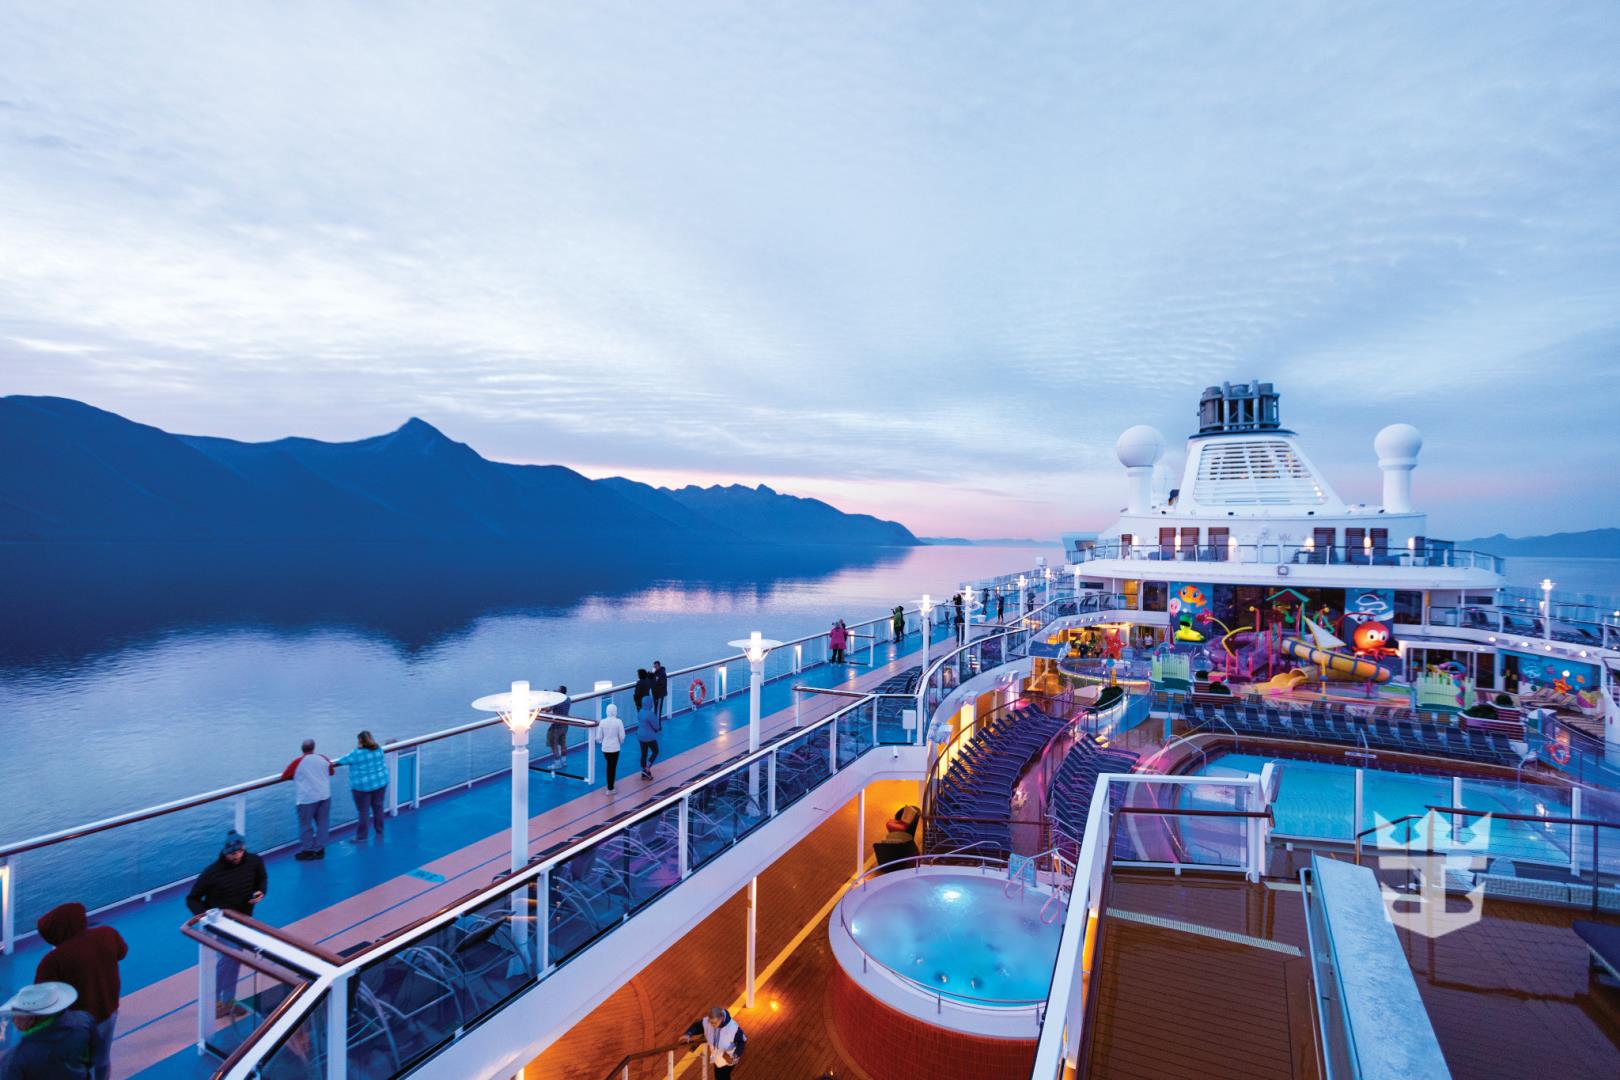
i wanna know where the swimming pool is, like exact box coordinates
[840,870,1062,1004]
[1188,752,1578,866]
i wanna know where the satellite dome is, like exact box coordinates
[1115,425,1166,469]
[1374,423,1422,463]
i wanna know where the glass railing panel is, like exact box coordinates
[1457,779,1573,868]
[547,802,681,965]
[773,725,833,811]
[686,767,769,872]
[253,989,330,1079]
[836,702,876,766]
[1357,769,1451,837]
[1301,864,1356,1080]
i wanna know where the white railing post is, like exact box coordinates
[538,868,551,973]
[196,939,216,1051]
[233,794,246,836]
[856,788,866,878]
[325,972,349,1080]
[829,716,838,772]
[1451,776,1463,837]
[667,1048,676,1080]
[1568,786,1581,880]
[1354,768,1365,838]
[745,876,758,1008]
[412,751,422,811]
[794,690,802,728]
[768,754,778,818]
[679,796,691,879]
[794,643,802,674]
[718,665,727,701]
[0,856,13,956]
[386,753,400,818]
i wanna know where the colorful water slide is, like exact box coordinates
[1280,616,1394,683]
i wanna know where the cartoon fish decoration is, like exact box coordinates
[1177,585,1206,607]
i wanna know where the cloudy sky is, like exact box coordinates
[3,2,1618,538]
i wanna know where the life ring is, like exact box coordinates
[689,678,708,707]
[1548,741,1571,766]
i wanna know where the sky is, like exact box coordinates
[2,2,1619,540]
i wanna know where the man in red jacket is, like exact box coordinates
[34,902,127,1080]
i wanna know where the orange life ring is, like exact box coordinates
[1548,741,1571,766]
[689,678,708,707]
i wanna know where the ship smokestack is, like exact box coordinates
[1374,423,1422,513]
[1116,425,1166,514]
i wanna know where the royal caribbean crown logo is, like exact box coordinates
[1371,809,1491,939]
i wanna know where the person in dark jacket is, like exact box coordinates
[0,982,95,1080]
[633,668,652,711]
[33,903,126,1080]
[651,661,669,719]
[184,831,267,1019]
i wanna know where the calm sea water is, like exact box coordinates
[0,541,1059,840]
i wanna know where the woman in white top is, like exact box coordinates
[598,703,627,793]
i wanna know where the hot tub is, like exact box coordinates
[828,864,1063,1080]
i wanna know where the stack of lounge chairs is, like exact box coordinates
[1177,698,1519,766]
[926,704,1067,856]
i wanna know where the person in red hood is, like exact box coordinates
[34,902,127,1080]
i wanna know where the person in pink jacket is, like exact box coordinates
[829,620,849,664]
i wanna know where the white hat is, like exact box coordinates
[1,982,78,1016]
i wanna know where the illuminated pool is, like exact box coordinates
[834,869,1063,1009]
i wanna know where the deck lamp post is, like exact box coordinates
[1541,579,1555,641]
[1043,565,1053,607]
[472,680,565,875]
[728,632,782,754]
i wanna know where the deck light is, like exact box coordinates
[472,680,566,875]
[728,632,783,755]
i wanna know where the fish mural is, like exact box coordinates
[1169,582,1213,644]
[1351,620,1396,657]
[1177,584,1207,607]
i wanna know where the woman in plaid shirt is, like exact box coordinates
[337,731,389,842]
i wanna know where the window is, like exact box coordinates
[1207,526,1229,561]
[1143,581,1167,611]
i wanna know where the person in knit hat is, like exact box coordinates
[33,903,126,1079]
[184,831,267,1019]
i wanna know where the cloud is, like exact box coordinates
[1,1,1618,537]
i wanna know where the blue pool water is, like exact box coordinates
[1190,752,1577,865]
[843,872,1063,1004]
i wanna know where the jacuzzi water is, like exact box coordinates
[843,871,1063,1004]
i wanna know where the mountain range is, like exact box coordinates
[1456,528,1620,558]
[0,396,918,546]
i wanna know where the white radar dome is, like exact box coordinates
[1115,425,1166,469]
[1374,423,1423,463]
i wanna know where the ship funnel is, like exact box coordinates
[1375,423,1422,513]
[1116,425,1166,514]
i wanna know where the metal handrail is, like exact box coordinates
[1353,804,1620,863]
[597,1040,689,1080]
[215,688,894,1079]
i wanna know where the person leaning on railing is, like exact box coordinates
[184,831,266,1020]
[335,731,389,843]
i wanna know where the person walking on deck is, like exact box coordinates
[828,620,848,664]
[636,694,662,780]
[336,731,388,842]
[33,904,126,1080]
[680,1005,746,1079]
[996,593,1006,622]
[651,661,669,718]
[184,831,266,1019]
[891,605,905,644]
[281,739,333,861]
[545,686,571,768]
[1,983,96,1080]
[599,703,626,793]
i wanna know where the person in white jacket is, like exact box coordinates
[680,1006,745,1078]
[598,703,626,793]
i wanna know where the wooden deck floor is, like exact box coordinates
[523,779,918,1080]
[1084,872,1319,1080]
[1396,897,1620,1078]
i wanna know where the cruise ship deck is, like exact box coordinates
[6,382,1620,1080]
